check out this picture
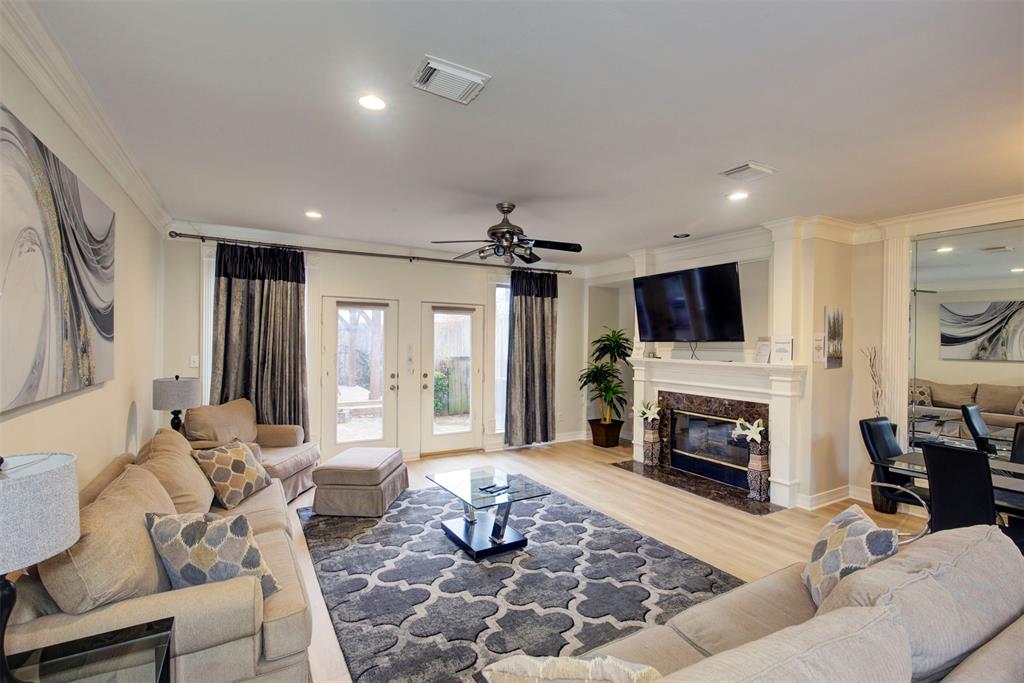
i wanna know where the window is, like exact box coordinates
[494,284,510,432]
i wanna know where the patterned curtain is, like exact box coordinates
[504,270,558,447]
[210,243,309,439]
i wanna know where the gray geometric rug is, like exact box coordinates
[297,479,742,682]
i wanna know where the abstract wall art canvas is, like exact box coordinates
[1,105,115,412]
[825,306,843,369]
[940,301,1024,362]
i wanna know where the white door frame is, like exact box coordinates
[320,296,399,458]
[420,303,484,454]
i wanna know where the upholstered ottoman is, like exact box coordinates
[312,447,409,517]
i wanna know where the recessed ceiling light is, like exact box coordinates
[727,191,749,201]
[1011,267,1024,273]
[358,95,386,110]
[304,210,322,220]
[935,246,954,253]
[673,233,691,239]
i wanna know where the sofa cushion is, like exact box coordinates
[909,384,933,407]
[38,466,175,614]
[587,625,705,675]
[482,655,660,683]
[802,504,898,606]
[661,606,911,682]
[927,381,977,409]
[261,442,320,482]
[314,447,403,487]
[944,614,1024,683]
[975,384,1024,416]
[209,479,292,536]
[137,428,214,513]
[666,562,815,656]
[78,453,135,508]
[255,529,312,661]
[146,512,280,599]
[193,441,272,510]
[819,525,1024,680]
[184,398,258,443]
[256,424,304,448]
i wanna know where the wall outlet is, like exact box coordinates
[189,354,200,368]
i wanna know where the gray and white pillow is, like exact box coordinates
[802,504,898,607]
[909,384,932,407]
[146,512,279,598]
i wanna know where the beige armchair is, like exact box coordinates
[183,398,319,501]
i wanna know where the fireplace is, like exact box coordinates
[670,410,750,489]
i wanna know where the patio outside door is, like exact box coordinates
[420,303,483,454]
[321,298,398,458]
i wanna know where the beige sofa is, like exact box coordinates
[910,378,1024,436]
[7,431,312,682]
[184,398,319,501]
[580,525,1024,681]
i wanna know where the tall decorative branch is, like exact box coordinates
[861,346,884,417]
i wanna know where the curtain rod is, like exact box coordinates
[167,230,573,275]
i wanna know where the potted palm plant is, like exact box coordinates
[578,328,633,447]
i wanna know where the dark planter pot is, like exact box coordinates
[589,418,624,448]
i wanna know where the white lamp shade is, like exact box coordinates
[152,376,201,411]
[0,452,79,574]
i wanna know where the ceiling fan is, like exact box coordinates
[431,202,583,265]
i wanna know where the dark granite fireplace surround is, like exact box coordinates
[657,390,770,489]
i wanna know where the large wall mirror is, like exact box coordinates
[909,220,1024,454]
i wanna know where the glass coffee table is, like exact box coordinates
[426,466,548,560]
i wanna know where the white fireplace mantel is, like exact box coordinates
[631,357,809,508]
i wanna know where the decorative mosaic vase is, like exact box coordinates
[642,418,661,467]
[746,440,770,502]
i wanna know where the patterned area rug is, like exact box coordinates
[297,479,742,682]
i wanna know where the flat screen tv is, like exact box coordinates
[633,262,745,342]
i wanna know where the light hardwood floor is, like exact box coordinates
[288,440,925,683]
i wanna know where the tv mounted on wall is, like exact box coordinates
[633,262,745,342]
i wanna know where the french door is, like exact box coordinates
[420,303,484,454]
[321,298,398,458]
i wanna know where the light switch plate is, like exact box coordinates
[189,354,200,368]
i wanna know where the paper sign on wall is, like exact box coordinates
[771,337,794,364]
[813,333,826,363]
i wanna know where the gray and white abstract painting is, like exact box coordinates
[939,301,1024,362]
[1,105,115,412]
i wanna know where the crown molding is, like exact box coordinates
[871,194,1024,238]
[1,1,171,231]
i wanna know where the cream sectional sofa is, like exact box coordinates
[582,525,1024,681]
[910,378,1024,435]
[7,431,312,682]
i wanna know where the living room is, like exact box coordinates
[1,1,1023,682]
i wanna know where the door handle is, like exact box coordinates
[390,384,397,391]
[422,383,430,390]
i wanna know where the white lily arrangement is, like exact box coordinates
[731,418,765,444]
[634,400,660,421]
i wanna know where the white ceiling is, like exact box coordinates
[34,1,1024,264]
[915,220,1024,287]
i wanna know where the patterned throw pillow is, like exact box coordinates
[146,512,279,598]
[1015,394,1024,417]
[908,384,932,407]
[191,440,271,509]
[482,655,660,683]
[802,504,898,607]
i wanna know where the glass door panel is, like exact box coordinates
[421,303,483,453]
[321,298,397,457]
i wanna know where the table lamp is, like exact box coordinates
[0,452,79,682]
[152,375,201,432]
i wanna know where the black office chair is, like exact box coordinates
[921,442,1024,552]
[859,417,929,512]
[1011,423,1024,465]
[962,404,997,455]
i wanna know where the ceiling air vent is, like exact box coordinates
[410,55,491,105]
[718,161,777,182]
[980,245,1013,253]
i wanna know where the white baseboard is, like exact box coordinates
[796,485,851,510]
[554,431,588,443]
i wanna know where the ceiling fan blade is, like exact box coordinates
[454,246,488,260]
[515,251,542,264]
[527,239,583,253]
[431,239,493,244]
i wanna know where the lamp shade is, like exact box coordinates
[153,376,201,411]
[0,453,79,574]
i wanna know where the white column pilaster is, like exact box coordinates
[880,226,912,447]
[628,249,656,461]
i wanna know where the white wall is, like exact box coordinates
[913,286,1024,385]
[162,239,587,459]
[0,49,164,488]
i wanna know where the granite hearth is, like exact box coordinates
[611,460,782,515]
